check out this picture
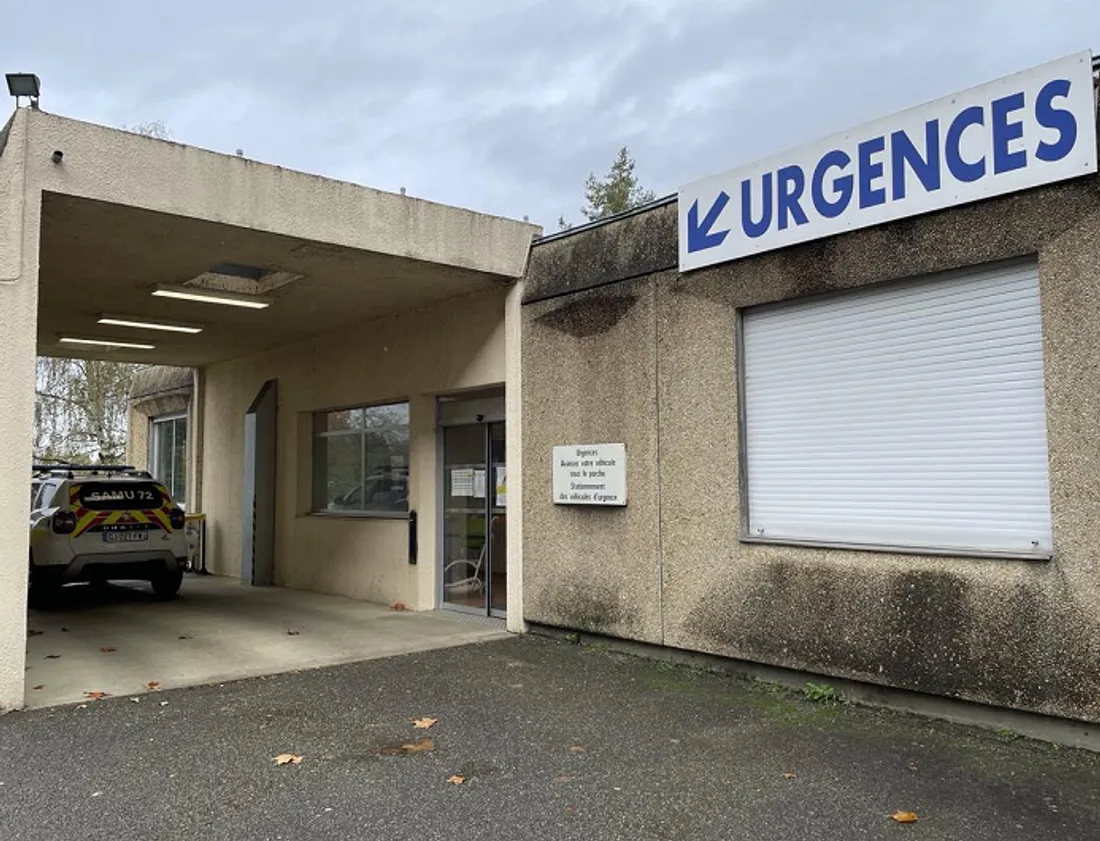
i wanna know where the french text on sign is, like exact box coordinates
[678,51,1097,272]
[552,444,627,506]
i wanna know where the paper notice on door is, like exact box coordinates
[473,469,487,499]
[451,468,475,497]
[495,466,507,508]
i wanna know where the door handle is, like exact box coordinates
[408,509,418,565]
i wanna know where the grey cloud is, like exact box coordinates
[1,0,1098,231]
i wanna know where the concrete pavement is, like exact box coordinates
[24,575,507,708]
[3,635,1100,840]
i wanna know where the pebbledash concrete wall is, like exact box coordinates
[520,168,1100,723]
[0,111,41,710]
[201,285,509,609]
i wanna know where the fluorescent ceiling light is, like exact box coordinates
[59,337,156,350]
[152,283,272,309]
[97,314,203,334]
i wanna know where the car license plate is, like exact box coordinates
[103,531,148,543]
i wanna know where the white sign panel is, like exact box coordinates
[678,51,1097,272]
[552,444,627,506]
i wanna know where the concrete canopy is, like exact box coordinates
[10,109,539,366]
[0,105,538,711]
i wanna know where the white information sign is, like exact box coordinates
[552,444,627,506]
[451,468,474,497]
[678,51,1097,272]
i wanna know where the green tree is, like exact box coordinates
[560,147,655,229]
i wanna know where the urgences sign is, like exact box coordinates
[678,51,1097,272]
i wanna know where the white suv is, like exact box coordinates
[29,464,189,600]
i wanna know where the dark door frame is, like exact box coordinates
[241,379,277,586]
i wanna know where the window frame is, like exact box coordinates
[149,413,188,509]
[310,400,410,519]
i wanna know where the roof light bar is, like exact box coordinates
[97,314,204,334]
[152,283,272,309]
[59,337,156,350]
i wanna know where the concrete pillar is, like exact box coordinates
[0,109,42,711]
[410,393,438,611]
[505,280,526,632]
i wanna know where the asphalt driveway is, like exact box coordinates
[2,635,1099,840]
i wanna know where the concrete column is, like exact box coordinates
[505,281,526,632]
[0,109,42,711]
[410,393,438,610]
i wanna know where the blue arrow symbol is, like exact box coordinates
[687,191,731,253]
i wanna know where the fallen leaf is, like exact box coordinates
[554,773,571,783]
[569,745,586,753]
[412,717,438,729]
[273,753,303,766]
[45,654,61,660]
[391,602,408,611]
[287,629,300,636]
[782,772,797,780]
[100,647,116,654]
[84,691,111,700]
[146,681,161,691]
[403,738,434,753]
[31,685,43,691]
[891,811,919,824]
[178,636,192,641]
[446,775,465,785]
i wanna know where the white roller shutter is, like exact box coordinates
[742,259,1052,557]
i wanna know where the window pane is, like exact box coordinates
[313,433,364,511]
[152,421,173,490]
[172,418,188,506]
[320,408,364,433]
[312,402,409,514]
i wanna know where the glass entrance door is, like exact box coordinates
[441,420,506,616]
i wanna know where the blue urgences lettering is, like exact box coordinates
[811,150,853,218]
[1035,78,1077,162]
[716,76,1081,248]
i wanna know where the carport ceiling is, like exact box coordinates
[37,192,509,366]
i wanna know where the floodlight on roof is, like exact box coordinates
[5,72,40,107]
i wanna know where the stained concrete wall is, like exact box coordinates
[0,110,39,710]
[521,171,1100,723]
[202,286,509,608]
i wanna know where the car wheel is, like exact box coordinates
[28,565,62,608]
[151,570,183,600]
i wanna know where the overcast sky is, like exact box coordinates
[3,1,1098,231]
